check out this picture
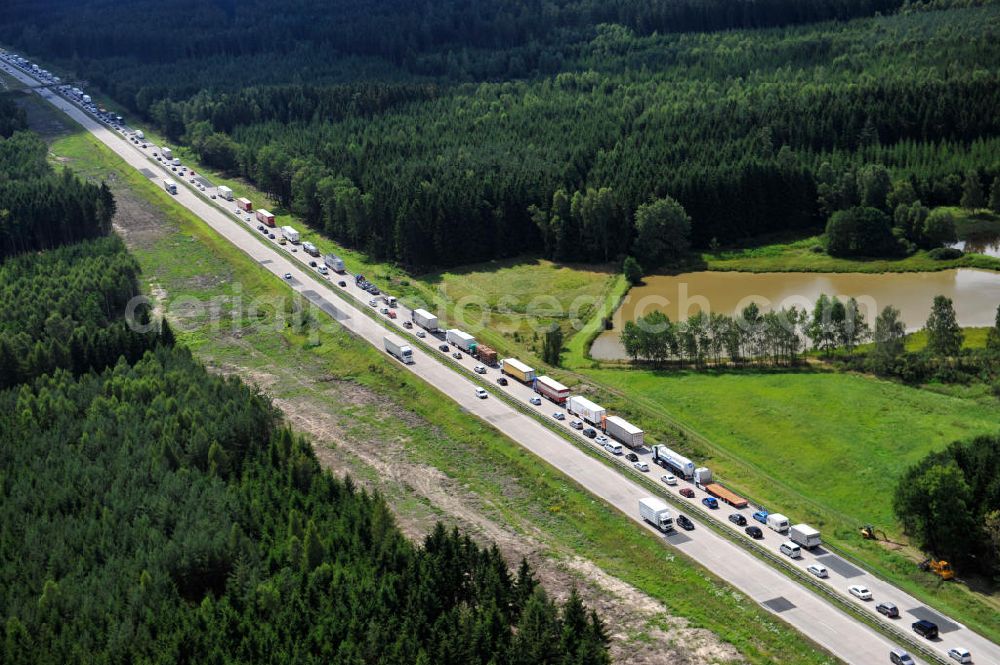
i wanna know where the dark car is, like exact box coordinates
[496,377,508,386]
[309,261,317,267]
[452,351,462,359]
[912,619,938,640]
[583,428,597,438]
[676,515,694,531]
[257,224,265,231]
[625,452,639,463]
[728,513,747,526]
[876,602,900,619]
[744,525,764,539]
[338,281,347,287]
[679,487,695,498]
[438,344,450,352]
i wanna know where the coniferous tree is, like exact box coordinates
[924,295,964,358]
[960,170,985,210]
[989,176,1000,214]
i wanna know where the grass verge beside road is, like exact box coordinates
[46,99,840,665]
[580,367,1000,643]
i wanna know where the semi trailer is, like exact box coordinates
[501,358,535,384]
[446,329,476,353]
[534,375,569,404]
[604,416,643,448]
[567,395,605,426]
[652,445,695,479]
[411,308,439,332]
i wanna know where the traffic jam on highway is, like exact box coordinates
[0,47,985,665]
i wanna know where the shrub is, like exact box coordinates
[927,247,963,260]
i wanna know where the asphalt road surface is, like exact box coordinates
[7,55,998,665]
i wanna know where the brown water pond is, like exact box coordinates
[591,269,1000,360]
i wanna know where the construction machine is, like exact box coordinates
[918,558,955,580]
[860,524,888,541]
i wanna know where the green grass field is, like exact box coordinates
[44,103,839,665]
[413,258,619,363]
[702,232,1000,273]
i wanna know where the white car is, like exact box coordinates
[416,331,426,338]
[552,412,565,421]
[807,564,828,579]
[633,461,649,472]
[660,474,677,486]
[848,585,872,600]
[947,647,971,664]
[475,388,488,399]
[474,365,486,374]
[529,397,541,406]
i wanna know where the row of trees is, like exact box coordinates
[620,294,999,375]
[894,434,1000,577]
[5,3,999,268]
[0,130,115,259]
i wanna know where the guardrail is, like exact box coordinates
[73,90,949,665]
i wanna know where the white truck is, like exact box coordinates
[323,254,346,273]
[412,308,438,332]
[281,226,300,243]
[446,329,476,353]
[161,147,174,160]
[639,497,674,532]
[652,445,695,479]
[567,395,605,426]
[383,335,414,365]
[789,524,821,549]
[135,130,145,140]
[217,185,233,201]
[604,415,644,448]
[302,241,319,256]
[82,94,92,104]
[767,513,790,534]
[163,179,177,195]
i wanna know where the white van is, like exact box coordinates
[604,441,623,455]
[779,541,802,559]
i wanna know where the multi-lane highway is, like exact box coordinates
[5,53,996,665]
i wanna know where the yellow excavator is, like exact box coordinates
[919,558,955,580]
